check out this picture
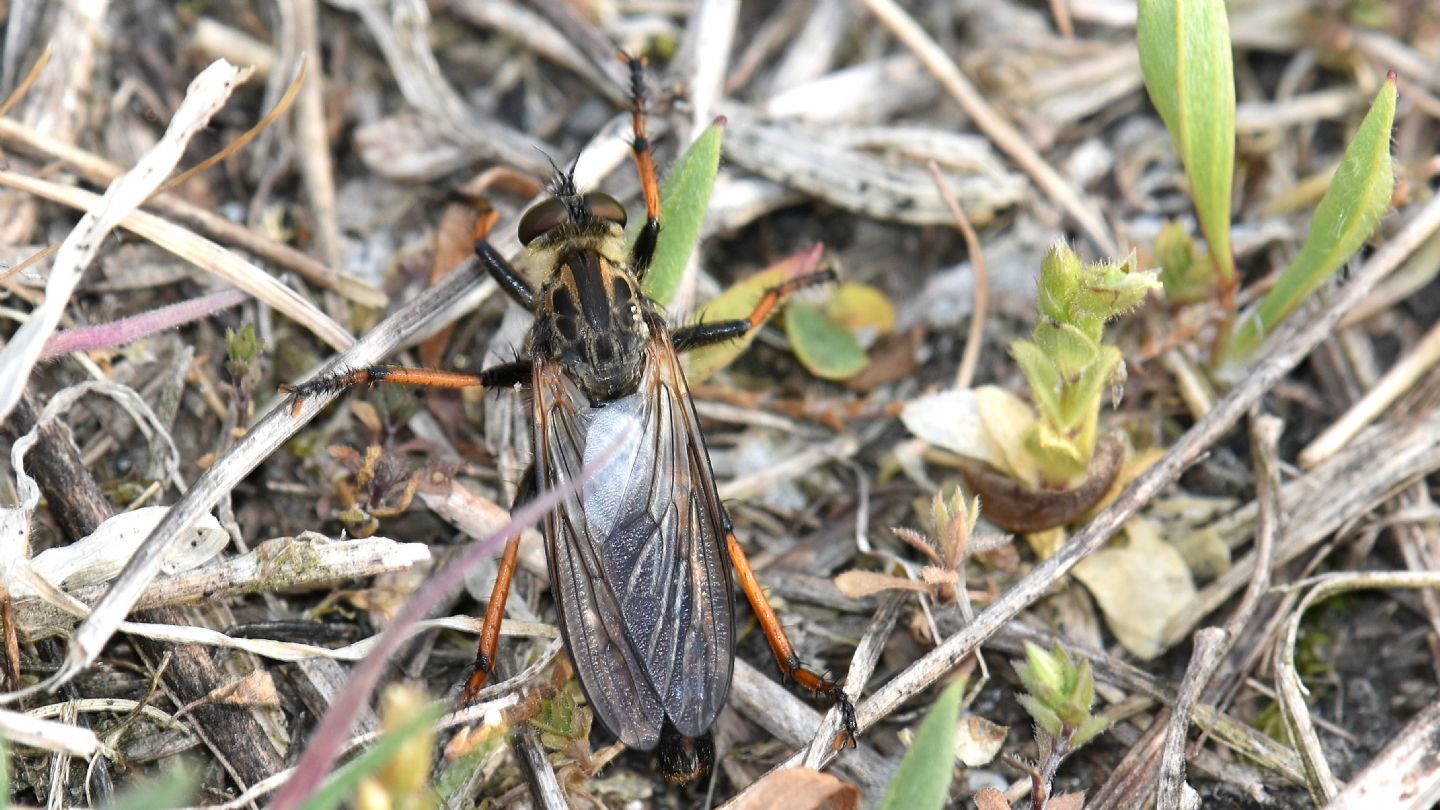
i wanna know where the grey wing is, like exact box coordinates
[533,342,734,750]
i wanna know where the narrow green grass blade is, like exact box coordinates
[636,118,725,307]
[877,678,965,810]
[1138,0,1236,283]
[299,701,446,810]
[1226,75,1396,364]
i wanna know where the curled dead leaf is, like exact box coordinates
[1048,791,1087,810]
[834,569,928,599]
[728,767,860,810]
[957,434,1125,533]
[973,787,1011,810]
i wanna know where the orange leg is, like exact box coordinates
[671,267,837,353]
[280,361,530,415]
[726,532,859,747]
[460,533,522,704]
[622,54,662,276]
[623,54,661,224]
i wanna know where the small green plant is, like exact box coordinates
[1010,643,1109,809]
[226,323,263,420]
[1011,245,1159,488]
[1137,0,1397,366]
[897,245,1155,533]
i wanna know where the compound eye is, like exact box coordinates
[518,198,568,245]
[585,192,628,228]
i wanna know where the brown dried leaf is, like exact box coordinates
[834,569,929,599]
[728,767,860,810]
[973,787,1011,810]
[891,525,941,563]
[954,715,1008,766]
[958,433,1125,533]
[205,670,280,707]
[1048,792,1087,810]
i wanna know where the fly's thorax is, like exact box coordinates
[534,244,652,403]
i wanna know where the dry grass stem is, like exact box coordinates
[928,160,989,390]
[0,60,250,425]
[859,0,1118,254]
[50,257,484,689]
[1276,571,1440,804]
[0,706,104,758]
[1156,627,1226,809]
[0,171,354,352]
[1326,696,1440,809]
[1300,317,1440,468]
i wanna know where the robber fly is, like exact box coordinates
[283,57,857,782]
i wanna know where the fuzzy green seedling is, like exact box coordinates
[1012,245,1158,487]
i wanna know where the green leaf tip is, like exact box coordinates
[878,678,965,810]
[1225,75,1396,364]
[1137,0,1237,286]
[638,120,725,307]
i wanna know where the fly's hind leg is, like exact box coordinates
[725,525,859,748]
[459,463,537,704]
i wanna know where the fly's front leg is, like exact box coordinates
[726,527,859,748]
[671,267,838,353]
[623,54,662,278]
[281,360,531,416]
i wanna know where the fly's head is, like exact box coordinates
[522,176,652,403]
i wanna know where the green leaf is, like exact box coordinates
[1038,243,1084,323]
[1011,339,1062,424]
[785,303,869,380]
[0,739,9,810]
[637,119,725,307]
[1138,0,1237,285]
[1034,321,1100,381]
[1017,694,1064,739]
[1073,713,1112,748]
[683,244,823,383]
[1071,255,1160,325]
[878,678,965,810]
[1226,76,1397,364]
[1059,346,1121,431]
[299,701,447,810]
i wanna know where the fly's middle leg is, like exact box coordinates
[725,529,859,748]
[670,267,838,353]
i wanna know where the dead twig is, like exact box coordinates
[928,160,989,391]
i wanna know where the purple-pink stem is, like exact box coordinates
[39,288,249,361]
[268,425,632,810]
